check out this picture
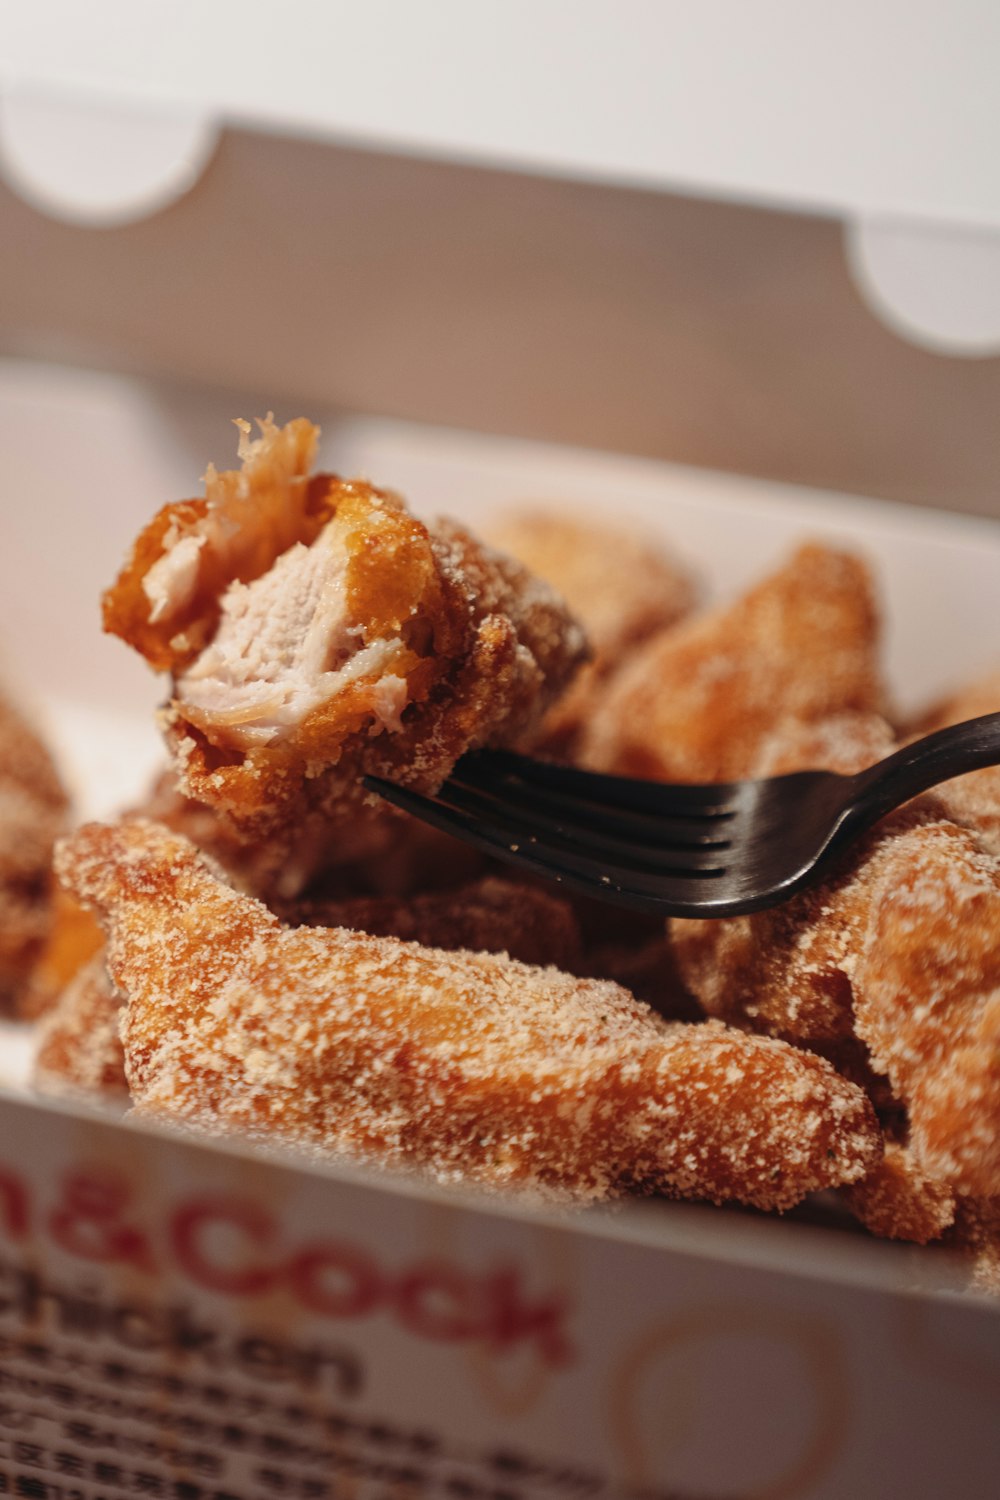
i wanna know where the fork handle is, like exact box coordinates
[853,711,1000,823]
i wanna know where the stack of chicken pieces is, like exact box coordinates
[18,417,997,1293]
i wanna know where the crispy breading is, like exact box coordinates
[673,709,1000,1200]
[56,819,881,1208]
[581,543,883,782]
[0,686,69,1013]
[853,821,1000,1198]
[487,511,697,755]
[17,887,104,1019]
[671,712,904,1044]
[279,876,582,973]
[841,1141,957,1244]
[908,666,1000,857]
[34,952,127,1103]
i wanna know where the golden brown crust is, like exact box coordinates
[671,708,1000,1199]
[852,822,1000,1199]
[487,511,698,755]
[17,888,104,1020]
[671,712,904,1045]
[279,876,582,973]
[581,543,883,782]
[907,666,1000,857]
[0,687,70,1013]
[56,819,881,1208]
[841,1141,957,1244]
[34,951,127,1102]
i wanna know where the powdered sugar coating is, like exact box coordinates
[34,951,127,1103]
[487,510,698,756]
[56,819,880,1209]
[581,543,883,782]
[0,686,69,1013]
[854,821,1000,1198]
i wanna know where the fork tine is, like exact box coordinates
[456,750,740,818]
[432,778,732,870]
[364,774,731,912]
[447,764,732,850]
[363,776,731,892]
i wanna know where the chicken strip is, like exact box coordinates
[0,685,69,1013]
[56,819,880,1208]
[34,952,127,1104]
[841,1141,957,1245]
[673,710,1000,1201]
[37,877,581,1103]
[280,876,582,973]
[487,510,697,756]
[103,417,587,839]
[908,665,1000,857]
[16,886,104,1019]
[581,542,883,782]
[671,712,906,1045]
[853,821,1000,1199]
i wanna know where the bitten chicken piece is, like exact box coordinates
[103,417,587,839]
[57,820,881,1208]
[487,511,697,756]
[581,542,883,782]
[0,685,69,1013]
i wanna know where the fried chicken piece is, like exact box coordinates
[0,686,70,1013]
[841,1141,957,1245]
[581,543,883,782]
[34,952,127,1103]
[672,713,904,1045]
[17,887,104,1019]
[487,511,697,756]
[673,701,1000,1200]
[139,768,400,901]
[103,417,587,841]
[853,821,1000,1198]
[908,666,1000,857]
[57,819,880,1207]
[583,934,704,1024]
[32,880,580,1106]
[947,1197,1000,1295]
[279,876,582,972]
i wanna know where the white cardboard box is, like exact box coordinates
[1,123,999,1500]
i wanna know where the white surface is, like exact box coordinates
[848,216,1000,355]
[5,12,1000,355]
[0,89,217,226]
[2,1,999,226]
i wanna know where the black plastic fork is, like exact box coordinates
[363,711,1000,918]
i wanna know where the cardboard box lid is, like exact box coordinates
[2,1,1000,225]
[1,6,999,512]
